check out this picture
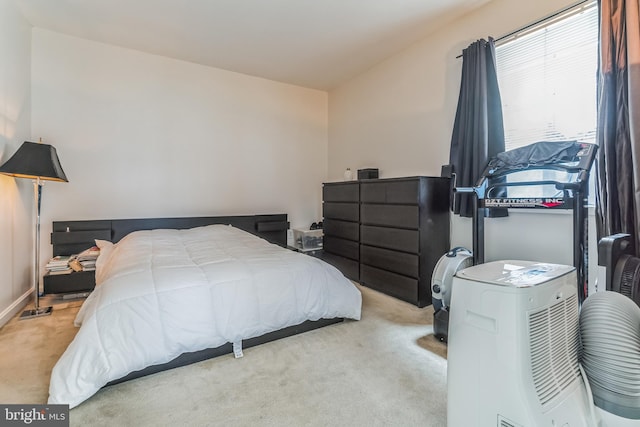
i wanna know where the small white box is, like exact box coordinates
[293,229,323,250]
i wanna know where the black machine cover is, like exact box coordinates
[487,140,582,175]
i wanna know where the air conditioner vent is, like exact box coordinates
[528,293,581,407]
[497,415,522,427]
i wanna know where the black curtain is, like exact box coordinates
[596,0,640,249]
[449,38,506,218]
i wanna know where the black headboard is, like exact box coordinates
[50,214,289,256]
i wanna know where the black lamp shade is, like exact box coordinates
[0,141,68,182]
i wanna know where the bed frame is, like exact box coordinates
[51,213,290,255]
[50,213,344,385]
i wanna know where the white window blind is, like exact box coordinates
[495,1,598,152]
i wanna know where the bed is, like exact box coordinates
[47,214,362,408]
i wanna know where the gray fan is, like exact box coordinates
[580,291,640,419]
[598,233,640,305]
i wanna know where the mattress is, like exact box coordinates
[48,224,361,408]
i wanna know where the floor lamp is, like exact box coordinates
[0,140,68,319]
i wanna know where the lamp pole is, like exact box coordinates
[24,177,52,318]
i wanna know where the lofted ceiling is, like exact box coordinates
[14,0,490,90]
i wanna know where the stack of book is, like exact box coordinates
[76,246,100,271]
[45,255,73,275]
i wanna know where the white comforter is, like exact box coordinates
[48,225,361,408]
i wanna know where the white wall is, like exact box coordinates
[0,0,33,323]
[329,0,577,180]
[31,29,328,268]
[328,0,602,291]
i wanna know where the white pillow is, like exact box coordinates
[94,239,114,286]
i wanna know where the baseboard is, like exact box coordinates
[0,288,33,328]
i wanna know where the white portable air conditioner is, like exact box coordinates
[447,260,594,427]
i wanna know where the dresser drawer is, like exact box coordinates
[360,204,419,228]
[323,235,360,260]
[360,179,419,204]
[323,183,359,202]
[323,202,359,222]
[360,264,418,304]
[360,225,419,254]
[324,219,359,241]
[360,245,419,279]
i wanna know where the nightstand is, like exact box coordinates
[43,270,96,295]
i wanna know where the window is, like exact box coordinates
[494,1,598,199]
[495,1,598,150]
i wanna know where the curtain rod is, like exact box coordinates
[455,0,593,59]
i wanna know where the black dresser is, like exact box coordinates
[323,176,450,307]
[322,181,360,281]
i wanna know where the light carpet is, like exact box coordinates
[0,284,448,426]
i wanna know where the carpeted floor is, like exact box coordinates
[0,284,448,426]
